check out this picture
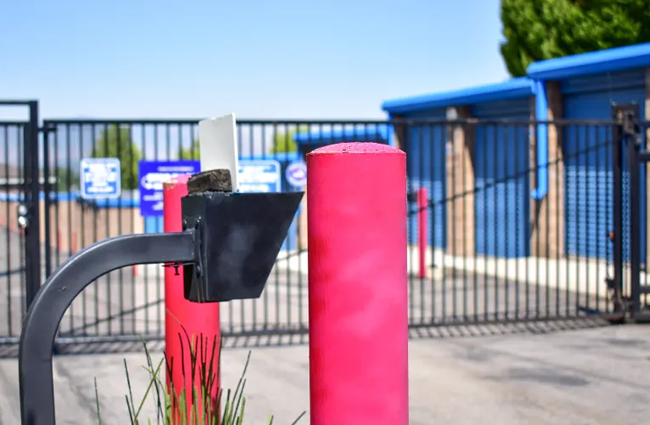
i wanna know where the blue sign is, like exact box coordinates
[139,160,200,217]
[80,157,121,199]
[238,160,281,193]
[138,159,282,216]
[285,160,307,187]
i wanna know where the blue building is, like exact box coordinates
[382,79,535,257]
[528,44,650,262]
[382,42,650,261]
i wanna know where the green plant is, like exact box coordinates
[94,321,306,424]
[500,0,650,77]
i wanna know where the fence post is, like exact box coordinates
[307,142,409,425]
[417,187,428,278]
[163,175,221,422]
[621,104,642,316]
[612,106,625,307]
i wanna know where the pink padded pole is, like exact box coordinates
[307,142,409,425]
[163,175,220,423]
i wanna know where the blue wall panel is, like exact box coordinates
[405,119,447,249]
[472,99,531,258]
[561,71,646,262]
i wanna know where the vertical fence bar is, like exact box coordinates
[24,101,41,308]
[627,119,642,316]
[613,112,625,308]
[579,124,586,314]
[405,125,414,323]
[430,124,438,323]
[595,124,602,312]
[163,175,220,422]
[307,142,408,425]
[78,124,87,335]
[296,124,306,340]
[555,123,562,316]
[417,125,425,323]
[461,121,468,321]
[142,123,150,335]
[270,123,279,334]
[117,124,125,334]
[643,122,649,311]
[482,123,489,321]
[52,124,60,271]
[417,188,427,278]
[18,126,26,321]
[3,126,12,336]
[42,126,52,278]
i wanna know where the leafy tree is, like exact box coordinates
[91,124,142,190]
[178,139,200,160]
[270,126,308,154]
[500,0,650,77]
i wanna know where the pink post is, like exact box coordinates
[307,142,409,425]
[417,188,428,278]
[163,175,220,422]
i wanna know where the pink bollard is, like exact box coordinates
[163,175,221,423]
[307,142,409,425]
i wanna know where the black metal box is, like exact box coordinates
[181,191,303,303]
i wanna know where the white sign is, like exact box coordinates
[80,157,121,199]
[238,160,281,193]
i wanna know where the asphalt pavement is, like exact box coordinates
[1,324,649,424]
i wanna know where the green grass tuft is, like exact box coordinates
[94,315,305,424]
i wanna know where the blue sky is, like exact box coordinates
[0,0,508,121]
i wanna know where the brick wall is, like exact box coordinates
[445,107,475,255]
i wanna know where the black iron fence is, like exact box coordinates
[402,118,617,326]
[0,105,647,348]
[1,118,392,345]
[401,109,648,327]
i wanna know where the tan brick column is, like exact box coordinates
[530,82,564,258]
[390,115,406,151]
[445,106,475,256]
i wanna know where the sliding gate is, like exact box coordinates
[2,101,650,352]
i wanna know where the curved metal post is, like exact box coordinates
[19,231,196,425]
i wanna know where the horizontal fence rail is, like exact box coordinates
[0,116,645,350]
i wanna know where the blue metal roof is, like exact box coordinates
[292,125,389,144]
[527,42,650,81]
[380,77,535,114]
